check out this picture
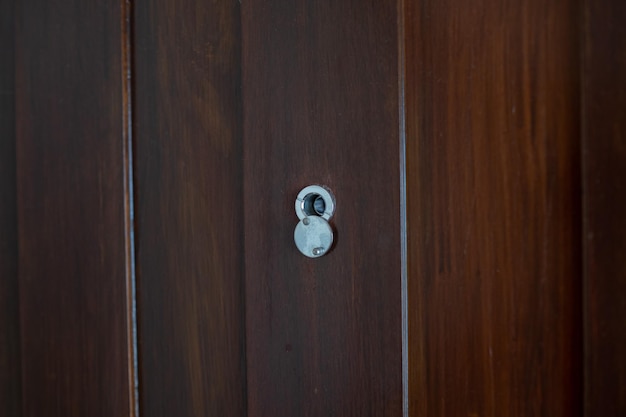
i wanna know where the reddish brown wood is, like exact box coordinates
[15,1,135,416]
[0,0,21,415]
[241,1,402,416]
[403,0,582,416]
[133,1,247,415]
[582,0,626,415]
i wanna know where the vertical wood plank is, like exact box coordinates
[582,0,626,415]
[241,1,402,416]
[0,0,21,415]
[403,0,582,415]
[15,1,134,416]
[133,0,247,415]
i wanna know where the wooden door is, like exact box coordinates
[1,0,625,416]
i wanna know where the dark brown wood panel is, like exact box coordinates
[15,1,134,416]
[241,1,402,416]
[133,0,247,415]
[582,0,626,415]
[0,0,21,415]
[403,1,582,416]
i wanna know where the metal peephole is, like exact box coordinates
[294,185,335,258]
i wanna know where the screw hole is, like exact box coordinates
[302,193,326,217]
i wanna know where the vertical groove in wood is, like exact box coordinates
[0,0,21,415]
[242,1,402,416]
[15,1,133,415]
[133,0,247,415]
[404,1,582,416]
[582,0,626,415]
[121,0,139,414]
[397,0,409,414]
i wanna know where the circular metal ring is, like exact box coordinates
[295,185,335,220]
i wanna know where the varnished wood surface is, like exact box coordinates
[582,0,626,415]
[133,1,247,415]
[403,1,582,416]
[242,1,402,416]
[0,0,21,415]
[15,1,134,416]
[7,1,625,415]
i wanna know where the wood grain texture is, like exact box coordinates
[403,1,582,416]
[15,1,134,416]
[0,0,21,415]
[133,0,247,415]
[241,1,402,416]
[582,0,626,415]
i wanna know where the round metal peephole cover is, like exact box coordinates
[293,216,334,258]
[295,185,335,221]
